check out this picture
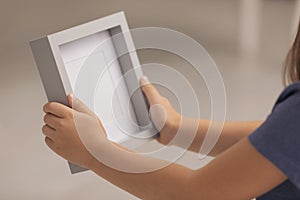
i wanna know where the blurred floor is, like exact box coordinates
[0,0,299,199]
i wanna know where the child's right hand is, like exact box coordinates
[140,76,182,145]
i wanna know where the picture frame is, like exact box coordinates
[30,11,155,173]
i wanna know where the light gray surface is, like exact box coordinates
[0,0,299,199]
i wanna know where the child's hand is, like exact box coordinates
[42,94,107,169]
[140,76,182,145]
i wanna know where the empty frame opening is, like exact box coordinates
[58,28,140,143]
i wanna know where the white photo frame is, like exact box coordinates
[30,12,155,173]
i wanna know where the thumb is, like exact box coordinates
[140,76,162,105]
[68,94,94,115]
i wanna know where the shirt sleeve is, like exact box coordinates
[249,88,300,189]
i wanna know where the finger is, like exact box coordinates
[43,113,62,130]
[140,76,162,105]
[67,94,94,115]
[149,104,167,132]
[67,93,73,108]
[43,102,73,118]
[42,124,56,140]
[97,118,107,137]
[45,137,55,150]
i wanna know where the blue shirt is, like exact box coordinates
[249,81,300,200]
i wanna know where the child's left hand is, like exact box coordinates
[42,94,107,169]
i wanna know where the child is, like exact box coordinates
[41,21,300,200]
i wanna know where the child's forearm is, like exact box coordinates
[176,118,263,156]
[88,146,193,200]
[207,120,263,156]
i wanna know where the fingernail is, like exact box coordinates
[140,76,149,86]
[68,93,74,100]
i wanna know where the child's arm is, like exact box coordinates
[88,138,285,200]
[42,100,285,200]
[140,77,263,156]
[181,118,263,156]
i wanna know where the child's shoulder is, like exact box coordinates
[275,81,300,106]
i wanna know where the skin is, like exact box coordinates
[141,80,263,156]
[42,78,287,200]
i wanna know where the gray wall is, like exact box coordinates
[0,0,299,199]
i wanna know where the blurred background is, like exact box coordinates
[0,0,299,199]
